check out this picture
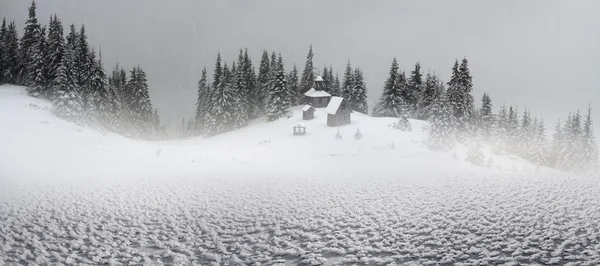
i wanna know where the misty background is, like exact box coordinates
[1,0,599,129]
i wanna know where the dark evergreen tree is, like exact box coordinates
[341,60,353,100]
[88,50,119,127]
[243,49,259,119]
[347,68,368,114]
[331,73,341,97]
[427,91,457,150]
[52,46,82,121]
[212,52,222,89]
[18,1,41,85]
[299,45,315,95]
[233,50,249,128]
[25,25,46,97]
[407,62,423,116]
[2,21,19,84]
[327,66,334,94]
[416,73,442,120]
[266,58,289,121]
[75,24,92,98]
[0,18,6,84]
[373,58,405,117]
[45,14,65,99]
[446,58,475,135]
[257,50,270,111]
[124,66,155,137]
[207,62,235,135]
[321,65,330,93]
[480,93,494,141]
[194,68,209,133]
[287,64,300,106]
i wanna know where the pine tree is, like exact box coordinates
[416,73,442,120]
[549,119,564,168]
[0,18,6,84]
[243,49,259,119]
[124,66,155,137]
[493,104,508,154]
[257,50,270,111]
[354,128,362,140]
[465,137,485,166]
[517,109,534,158]
[2,21,19,84]
[208,62,235,135]
[45,14,65,99]
[480,93,494,141]
[327,66,334,94]
[373,58,405,117]
[18,1,41,85]
[287,64,300,106]
[52,46,83,121]
[581,106,598,170]
[427,92,457,150]
[194,68,209,133]
[266,59,289,121]
[446,58,475,135]
[299,45,315,95]
[341,60,353,100]
[88,50,118,127]
[506,106,519,153]
[233,50,249,128]
[331,73,341,97]
[25,25,46,97]
[321,65,330,93]
[75,25,91,90]
[407,62,423,116]
[347,68,368,114]
[530,118,548,165]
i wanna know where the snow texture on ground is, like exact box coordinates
[1,85,599,265]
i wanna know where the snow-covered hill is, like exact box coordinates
[4,85,598,266]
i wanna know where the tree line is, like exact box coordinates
[0,1,164,139]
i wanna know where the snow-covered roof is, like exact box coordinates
[315,76,323,82]
[326,96,352,115]
[304,88,331,98]
[302,105,314,112]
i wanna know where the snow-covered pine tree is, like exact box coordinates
[108,63,127,108]
[257,50,270,111]
[2,21,19,84]
[347,68,368,114]
[52,46,82,122]
[530,118,548,166]
[354,128,362,140]
[194,68,209,133]
[427,91,457,150]
[18,1,41,86]
[208,62,235,135]
[75,25,91,91]
[517,109,534,158]
[506,106,519,153]
[88,50,119,128]
[331,73,341,97]
[25,25,46,98]
[416,73,441,120]
[393,114,412,132]
[124,66,155,138]
[341,60,353,100]
[212,52,222,89]
[373,58,405,117]
[446,58,475,135]
[465,137,485,166]
[480,93,494,142]
[321,65,330,93]
[243,49,259,119]
[233,50,249,129]
[328,66,335,94]
[287,64,300,106]
[0,18,6,84]
[266,56,289,121]
[549,119,563,168]
[45,14,65,99]
[299,45,315,96]
[493,104,508,154]
[407,62,423,116]
[581,106,598,170]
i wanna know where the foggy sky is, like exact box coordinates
[2,0,599,129]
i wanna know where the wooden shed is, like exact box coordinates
[326,97,352,127]
[302,105,315,120]
[303,76,331,108]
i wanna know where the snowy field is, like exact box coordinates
[1,85,600,265]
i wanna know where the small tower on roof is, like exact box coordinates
[304,75,332,108]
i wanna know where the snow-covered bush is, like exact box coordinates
[335,129,343,140]
[465,139,485,166]
[354,128,362,140]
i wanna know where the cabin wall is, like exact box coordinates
[307,96,331,108]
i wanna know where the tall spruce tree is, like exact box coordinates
[321,65,330,93]
[341,60,353,100]
[0,18,6,84]
[45,14,65,99]
[507,106,519,153]
[480,93,494,141]
[194,68,209,133]
[446,58,475,135]
[18,1,41,85]
[287,64,300,106]
[243,49,259,119]
[407,62,423,116]
[347,68,368,114]
[208,62,235,135]
[233,50,249,128]
[52,46,82,121]
[257,50,270,111]
[2,21,19,84]
[427,91,457,150]
[266,58,289,121]
[517,109,534,158]
[331,73,341,97]
[416,73,441,120]
[299,45,315,95]
[373,58,405,117]
[493,104,508,154]
[25,25,46,97]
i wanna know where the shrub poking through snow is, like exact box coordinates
[354,128,362,140]
[335,129,343,140]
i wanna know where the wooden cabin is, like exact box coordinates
[303,76,331,108]
[302,105,315,120]
[326,97,352,127]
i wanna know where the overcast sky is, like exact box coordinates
[2,0,599,128]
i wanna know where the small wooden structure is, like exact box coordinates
[293,123,306,136]
[302,105,315,120]
[304,76,331,108]
[326,97,352,127]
